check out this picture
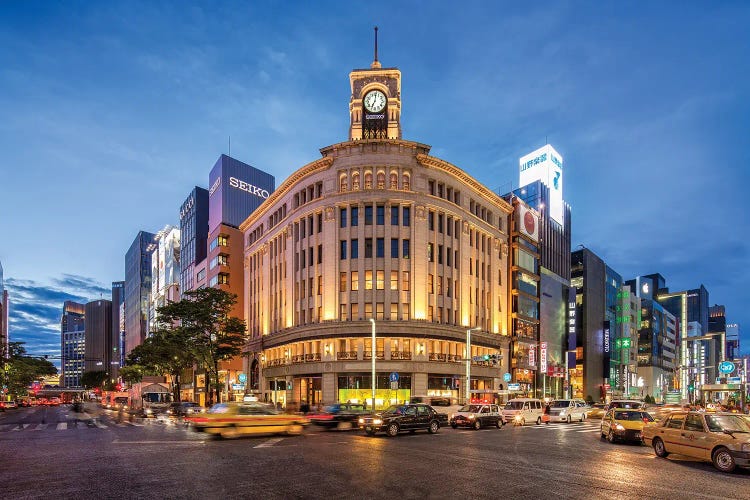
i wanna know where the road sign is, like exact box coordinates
[508,383,521,391]
[503,373,511,382]
[238,373,247,383]
[390,381,398,390]
[389,372,399,382]
[727,377,741,384]
[718,361,735,374]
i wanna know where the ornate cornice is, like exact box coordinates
[416,154,514,214]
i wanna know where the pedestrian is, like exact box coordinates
[300,400,310,415]
[542,402,551,424]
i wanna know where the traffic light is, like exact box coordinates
[688,384,695,391]
[483,354,490,361]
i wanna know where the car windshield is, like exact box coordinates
[551,401,571,408]
[611,401,642,409]
[705,415,750,433]
[459,405,482,413]
[382,405,406,415]
[615,411,653,421]
[114,397,128,404]
[504,401,524,410]
[322,405,341,413]
[207,404,231,414]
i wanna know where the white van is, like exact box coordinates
[502,398,544,425]
[548,399,589,423]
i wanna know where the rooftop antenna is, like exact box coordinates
[229,136,231,157]
[371,26,381,69]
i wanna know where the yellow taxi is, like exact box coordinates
[587,403,607,419]
[643,411,750,473]
[600,408,654,444]
[186,402,308,439]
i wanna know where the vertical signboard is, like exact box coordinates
[567,288,577,369]
[519,144,564,224]
[603,321,611,379]
[529,345,536,368]
[540,342,547,373]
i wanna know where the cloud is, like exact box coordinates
[5,275,110,364]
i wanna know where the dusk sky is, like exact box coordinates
[1,1,748,361]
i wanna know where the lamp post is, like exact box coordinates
[466,327,481,404]
[369,319,376,410]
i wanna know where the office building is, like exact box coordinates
[179,187,209,295]
[111,281,125,379]
[61,301,85,387]
[726,323,741,360]
[148,225,181,332]
[84,300,113,377]
[240,53,513,408]
[124,230,156,356]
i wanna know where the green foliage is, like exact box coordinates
[643,394,655,404]
[80,370,108,389]
[585,395,594,404]
[123,287,246,405]
[0,342,57,397]
[118,365,144,384]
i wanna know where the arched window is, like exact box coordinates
[339,174,348,192]
[352,172,360,190]
[364,171,373,189]
[402,173,411,191]
[377,171,385,189]
[250,359,260,390]
[390,172,398,189]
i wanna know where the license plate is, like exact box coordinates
[635,432,641,438]
[365,426,372,431]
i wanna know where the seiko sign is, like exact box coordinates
[229,177,270,199]
[365,114,385,120]
[208,176,221,196]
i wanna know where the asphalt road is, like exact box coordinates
[1,405,748,499]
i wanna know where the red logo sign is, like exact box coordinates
[524,211,535,235]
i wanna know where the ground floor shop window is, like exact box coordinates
[337,373,412,410]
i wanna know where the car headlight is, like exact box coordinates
[514,415,522,421]
[358,418,364,424]
[560,410,566,416]
[468,415,475,419]
[145,408,152,414]
[373,419,383,425]
[614,423,625,431]
[741,443,750,453]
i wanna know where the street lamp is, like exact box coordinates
[369,319,376,410]
[466,327,481,404]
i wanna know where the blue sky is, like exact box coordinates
[1,1,749,361]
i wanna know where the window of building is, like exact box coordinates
[402,173,410,190]
[428,211,434,231]
[210,235,228,251]
[340,240,347,260]
[352,172,360,190]
[339,174,348,192]
[390,303,398,320]
[376,270,384,290]
[428,243,434,262]
[340,272,347,292]
[376,205,385,225]
[428,274,434,293]
[437,213,444,233]
[365,171,373,189]
[351,271,359,291]
[391,238,399,258]
[402,271,410,291]
[390,271,398,290]
[402,239,410,259]
[437,277,443,295]
[318,244,322,264]
[376,302,384,320]
[428,306,433,322]
[390,172,398,189]
[351,206,359,226]
[340,304,348,320]
[402,207,410,226]
[301,249,306,269]
[377,171,385,189]
[391,206,399,225]
[351,303,359,320]
[365,238,373,258]
[340,208,347,228]
[317,213,322,233]
[365,205,373,225]
[365,270,373,290]
[351,239,359,259]
[317,276,322,295]
[365,303,373,318]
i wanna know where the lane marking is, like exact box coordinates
[94,420,108,429]
[254,438,284,448]
[111,440,206,445]
[56,422,67,430]
[32,424,49,431]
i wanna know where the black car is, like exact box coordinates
[308,403,368,429]
[449,404,504,430]
[165,402,203,417]
[358,404,441,437]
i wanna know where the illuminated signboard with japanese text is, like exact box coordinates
[519,144,564,224]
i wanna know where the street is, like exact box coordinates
[1,405,748,499]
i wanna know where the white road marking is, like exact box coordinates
[57,422,67,430]
[32,424,49,431]
[111,440,206,445]
[254,438,284,448]
[94,420,108,429]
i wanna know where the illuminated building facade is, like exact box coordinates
[148,225,181,333]
[0,261,8,358]
[241,54,513,408]
[61,301,85,387]
[124,230,156,356]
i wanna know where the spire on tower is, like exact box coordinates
[371,26,381,69]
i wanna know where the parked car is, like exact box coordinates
[600,408,654,443]
[187,402,308,439]
[548,399,589,423]
[358,404,441,437]
[165,402,203,418]
[449,403,503,430]
[308,403,368,429]
[643,411,750,473]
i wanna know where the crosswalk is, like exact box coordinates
[508,420,603,434]
[0,419,147,433]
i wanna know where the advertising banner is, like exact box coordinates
[516,203,539,242]
[603,321,611,379]
[540,342,547,373]
[519,144,564,224]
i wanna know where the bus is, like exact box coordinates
[101,391,130,410]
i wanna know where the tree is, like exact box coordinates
[119,365,144,385]
[80,370,108,389]
[157,288,246,406]
[0,342,57,397]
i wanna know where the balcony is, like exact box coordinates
[336,351,358,360]
[363,351,385,360]
[390,351,412,360]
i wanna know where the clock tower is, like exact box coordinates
[349,27,402,141]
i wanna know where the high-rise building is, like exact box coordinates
[239,51,514,408]
[0,260,8,358]
[179,187,209,295]
[726,323,741,360]
[84,300,113,377]
[111,281,125,379]
[61,301,85,387]
[148,225,181,332]
[505,145,572,399]
[124,230,156,357]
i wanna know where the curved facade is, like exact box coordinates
[240,59,515,409]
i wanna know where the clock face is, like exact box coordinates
[364,90,386,113]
